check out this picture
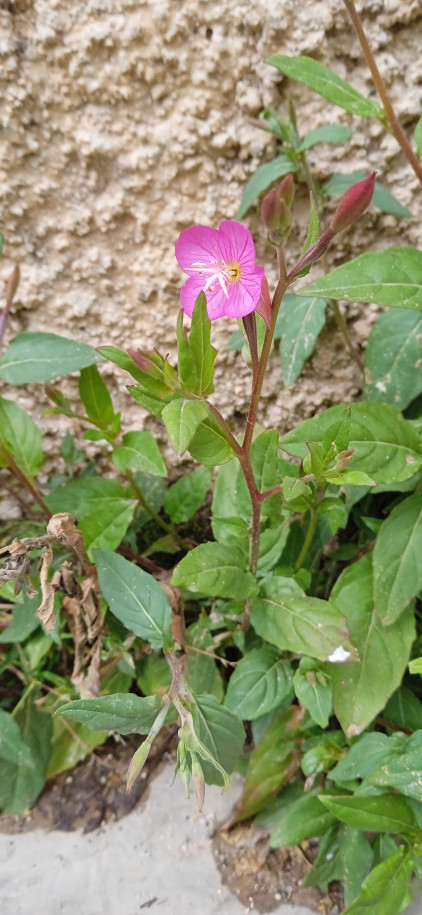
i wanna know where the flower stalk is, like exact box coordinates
[343,0,422,186]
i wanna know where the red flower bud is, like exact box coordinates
[261,187,283,232]
[289,227,334,278]
[329,172,376,234]
[127,348,163,378]
[261,174,296,237]
[277,173,295,209]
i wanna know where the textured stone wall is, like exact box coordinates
[1,0,422,465]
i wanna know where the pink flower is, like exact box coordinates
[175,220,266,321]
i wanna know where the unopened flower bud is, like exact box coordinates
[335,447,355,469]
[289,227,334,278]
[329,172,376,235]
[277,173,295,209]
[261,187,283,232]
[127,348,163,378]
[261,174,296,238]
[191,754,205,811]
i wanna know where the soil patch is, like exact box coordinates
[213,823,343,914]
[0,727,177,835]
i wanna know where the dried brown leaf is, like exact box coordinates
[37,545,57,632]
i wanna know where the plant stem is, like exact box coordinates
[238,264,291,581]
[329,299,363,372]
[0,265,20,349]
[124,468,190,551]
[343,0,422,185]
[294,503,318,572]
[242,268,290,455]
[0,446,52,520]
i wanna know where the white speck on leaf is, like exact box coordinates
[328,645,351,663]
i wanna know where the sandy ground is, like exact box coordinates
[1,761,422,915]
[0,762,316,915]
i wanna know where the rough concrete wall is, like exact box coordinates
[1,0,422,466]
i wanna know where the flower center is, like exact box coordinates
[191,259,242,299]
[227,262,241,282]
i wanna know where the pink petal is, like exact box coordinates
[206,285,236,321]
[218,220,257,268]
[180,275,207,317]
[175,225,221,276]
[216,270,265,319]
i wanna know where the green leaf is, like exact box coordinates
[0,397,43,478]
[224,646,293,720]
[368,730,422,804]
[0,332,103,384]
[293,657,332,728]
[78,364,115,429]
[0,702,52,816]
[270,791,335,847]
[274,293,327,387]
[0,595,41,644]
[235,154,295,219]
[211,431,281,528]
[319,793,419,836]
[281,401,422,484]
[137,654,171,696]
[188,413,235,466]
[302,194,320,258]
[325,470,376,486]
[143,534,180,557]
[373,493,422,624]
[384,688,422,732]
[330,732,407,785]
[339,827,375,908]
[211,516,249,558]
[47,718,107,778]
[343,846,414,915]
[238,707,303,819]
[162,398,209,454]
[94,550,173,650]
[57,694,163,735]
[171,542,256,599]
[302,248,422,311]
[363,309,422,410]
[185,623,224,700]
[45,477,133,517]
[281,475,312,505]
[323,407,351,453]
[163,467,212,524]
[324,171,412,219]
[251,578,355,663]
[79,500,136,558]
[133,473,167,528]
[298,124,353,151]
[177,293,217,396]
[268,56,383,119]
[330,554,415,737]
[192,694,245,786]
[112,430,167,476]
[0,709,35,767]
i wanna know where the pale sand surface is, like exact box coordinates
[1,763,421,915]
